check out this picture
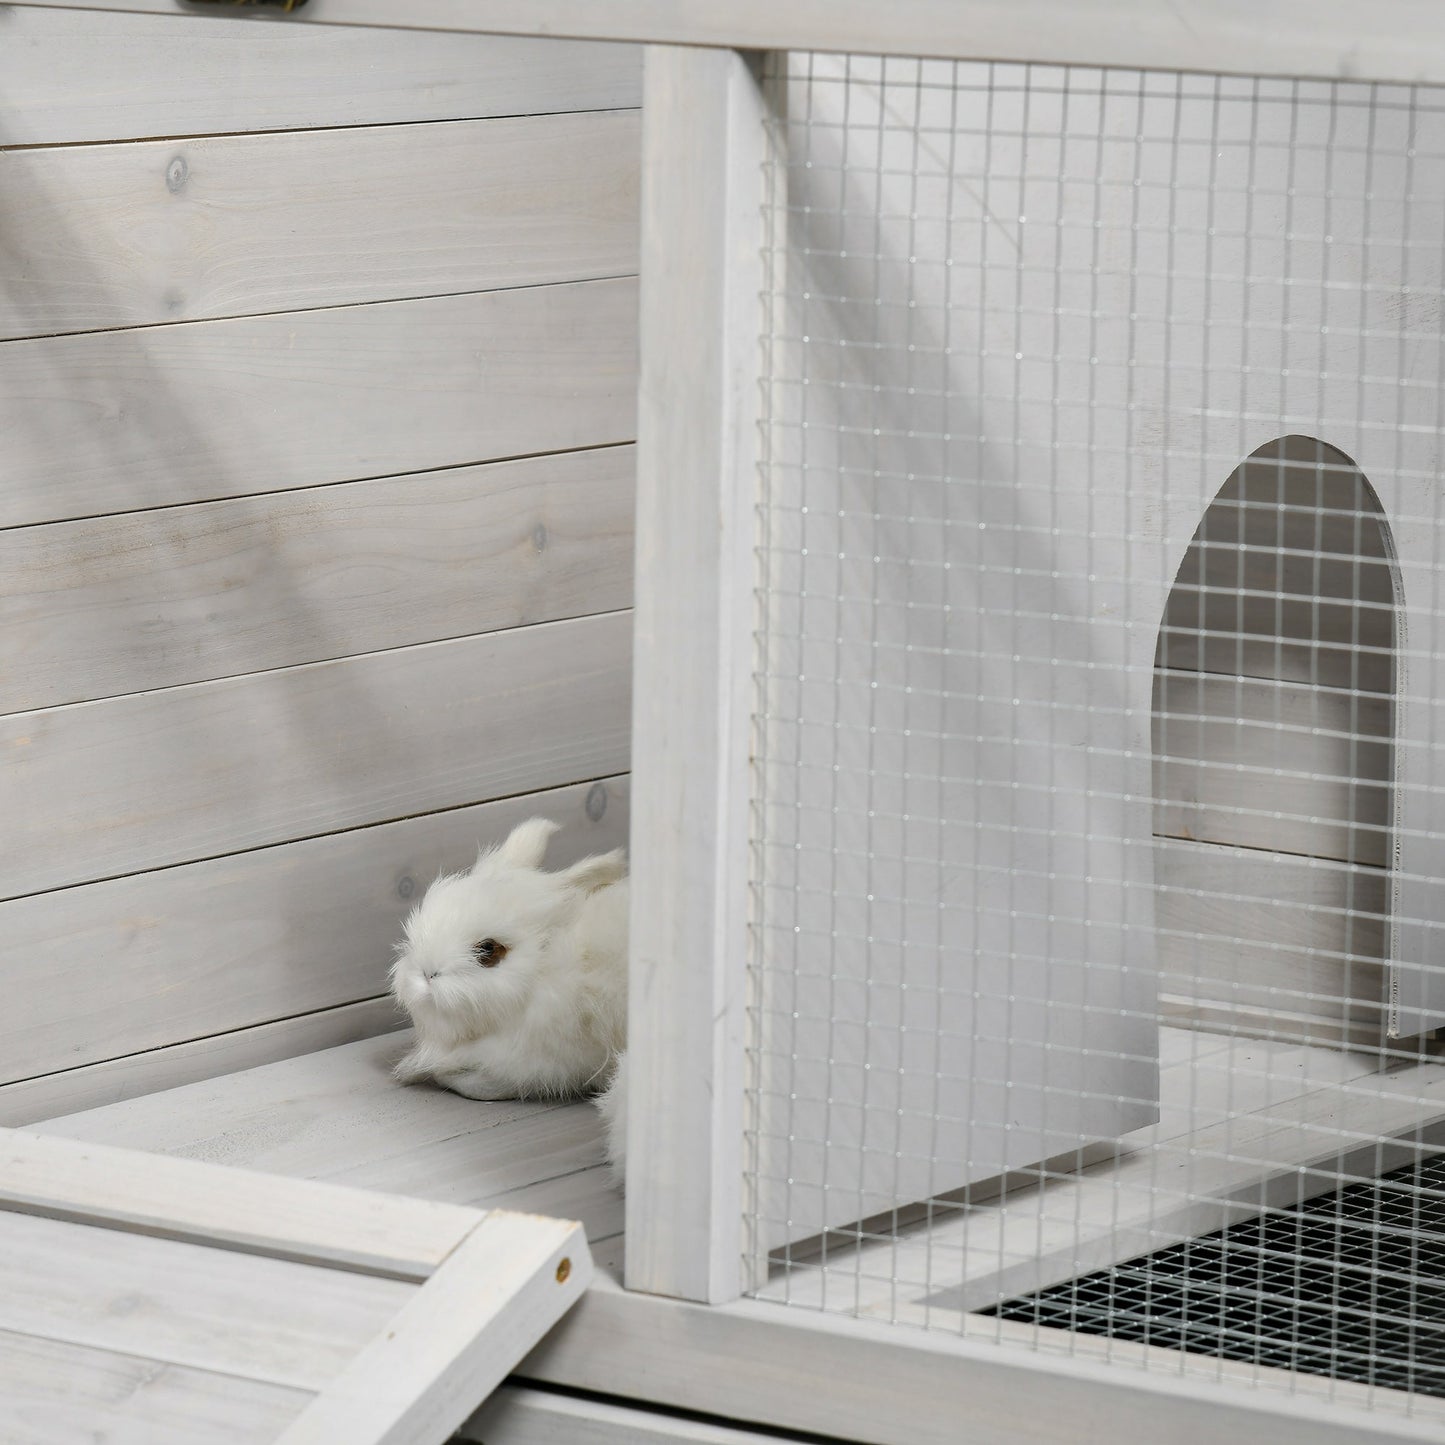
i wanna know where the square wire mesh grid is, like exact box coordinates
[743,51,1445,1418]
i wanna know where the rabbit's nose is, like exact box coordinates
[423,969,440,982]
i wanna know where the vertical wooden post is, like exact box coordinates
[625,44,769,1304]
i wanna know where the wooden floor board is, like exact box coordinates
[27,1024,1445,1443]
[36,1033,622,1243]
[0,1210,412,1390]
[0,1328,311,1445]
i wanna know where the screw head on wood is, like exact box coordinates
[555,1257,572,1284]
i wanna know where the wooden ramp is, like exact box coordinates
[0,1127,590,1445]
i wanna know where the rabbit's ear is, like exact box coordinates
[489,817,561,871]
[557,848,627,895]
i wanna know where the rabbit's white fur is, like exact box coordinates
[593,1049,628,1185]
[390,817,629,1106]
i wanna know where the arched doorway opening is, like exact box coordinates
[1152,435,1395,1047]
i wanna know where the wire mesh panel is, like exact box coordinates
[745,52,1445,1421]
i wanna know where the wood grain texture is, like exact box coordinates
[0,113,639,340]
[0,7,640,147]
[625,47,767,1305]
[0,998,403,1127]
[1155,837,1387,1041]
[0,612,631,900]
[1154,669,1391,865]
[0,1329,310,1445]
[1,447,634,712]
[0,777,629,1088]
[464,1384,801,1444]
[0,1124,480,1279]
[37,1034,623,1245]
[517,1266,1439,1445]
[278,1213,589,1445]
[0,277,638,528]
[0,1206,413,1390]
[7,0,1444,86]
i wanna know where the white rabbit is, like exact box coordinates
[390,817,629,1106]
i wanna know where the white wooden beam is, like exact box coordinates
[520,1267,1445,1445]
[8,0,1445,85]
[278,1211,590,1445]
[624,45,768,1305]
[0,1126,478,1280]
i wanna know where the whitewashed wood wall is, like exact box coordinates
[0,7,640,1123]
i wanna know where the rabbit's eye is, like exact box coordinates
[472,938,507,968]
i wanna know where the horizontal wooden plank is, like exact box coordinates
[1153,669,1391,865]
[0,999,403,1128]
[0,1206,413,1390]
[1,611,631,899]
[0,277,638,528]
[280,1212,589,1445]
[1157,630,1394,695]
[0,1328,311,1445]
[1155,836,1387,1037]
[0,7,640,147]
[2,447,634,713]
[9,0,1444,86]
[518,1264,1441,1445]
[0,113,639,341]
[1156,996,1387,1050]
[0,1124,482,1279]
[0,776,629,1088]
[464,1386,803,1445]
[37,1034,623,1243]
[1161,549,1393,695]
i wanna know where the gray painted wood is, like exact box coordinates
[0,612,632,900]
[277,1211,590,1445]
[517,1266,1438,1445]
[0,113,639,340]
[0,7,640,147]
[464,1385,807,1444]
[1154,670,1391,866]
[1,447,634,712]
[0,1208,413,1389]
[0,277,638,529]
[1,1120,486,1283]
[1155,837,1387,1044]
[1,1125,591,1445]
[625,46,766,1305]
[9,0,1445,87]
[0,1329,311,1445]
[36,1033,623,1244]
[0,777,629,1088]
[0,999,402,1128]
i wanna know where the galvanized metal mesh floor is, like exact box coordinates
[986,1150,1445,1398]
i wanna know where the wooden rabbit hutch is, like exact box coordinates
[5,3,1445,1443]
